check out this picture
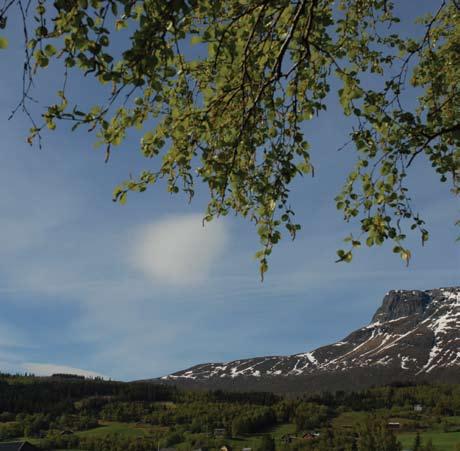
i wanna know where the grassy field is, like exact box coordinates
[332,411,369,429]
[226,422,296,449]
[229,427,460,451]
[76,420,166,439]
[444,417,460,425]
[57,422,297,450]
[333,410,419,429]
[6,418,460,451]
[331,411,460,450]
[397,431,460,451]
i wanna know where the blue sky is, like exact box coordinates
[0,1,458,380]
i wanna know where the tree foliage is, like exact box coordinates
[0,0,459,276]
[356,415,401,451]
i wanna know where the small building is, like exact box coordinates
[0,443,39,451]
[303,433,315,440]
[387,422,401,430]
[414,404,423,412]
[302,432,320,440]
[214,428,227,437]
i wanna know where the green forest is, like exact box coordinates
[1,374,460,450]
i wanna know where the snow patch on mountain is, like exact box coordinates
[162,287,460,382]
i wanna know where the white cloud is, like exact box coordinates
[22,362,106,379]
[131,214,229,286]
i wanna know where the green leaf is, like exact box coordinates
[37,54,49,67]
[0,36,8,49]
[116,20,127,31]
[44,44,57,57]
[400,249,411,266]
[118,192,127,205]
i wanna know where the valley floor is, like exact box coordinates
[18,418,460,451]
[2,375,460,450]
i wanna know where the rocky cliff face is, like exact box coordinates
[371,290,432,323]
[161,287,460,392]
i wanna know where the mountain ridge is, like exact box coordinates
[159,286,460,392]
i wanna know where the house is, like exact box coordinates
[302,432,320,440]
[387,422,401,430]
[414,404,423,412]
[302,433,315,440]
[0,443,39,451]
[214,428,226,437]
[282,433,320,443]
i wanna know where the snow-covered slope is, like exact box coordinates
[161,287,460,389]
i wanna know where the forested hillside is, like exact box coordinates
[1,374,460,450]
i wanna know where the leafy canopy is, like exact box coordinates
[1,0,459,277]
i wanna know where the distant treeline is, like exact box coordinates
[50,373,86,380]
[1,374,460,417]
[0,373,279,415]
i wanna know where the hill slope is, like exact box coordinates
[160,287,460,392]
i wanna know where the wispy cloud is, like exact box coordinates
[131,214,229,286]
[22,362,106,379]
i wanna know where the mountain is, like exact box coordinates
[160,287,460,393]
